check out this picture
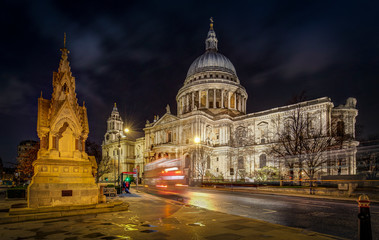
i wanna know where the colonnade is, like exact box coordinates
[178,89,247,114]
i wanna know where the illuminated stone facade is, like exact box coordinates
[142,21,359,183]
[101,21,359,184]
[28,40,98,207]
[101,104,144,182]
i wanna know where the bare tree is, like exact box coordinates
[229,125,255,181]
[97,155,113,183]
[190,146,213,183]
[268,104,334,193]
[85,139,112,183]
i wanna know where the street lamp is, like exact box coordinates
[118,128,130,194]
[118,134,121,192]
[194,136,200,185]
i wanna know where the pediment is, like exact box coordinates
[154,113,179,126]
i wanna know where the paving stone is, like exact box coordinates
[83,232,105,238]
[205,233,243,240]
[64,237,78,240]
[224,223,252,230]
[162,218,180,224]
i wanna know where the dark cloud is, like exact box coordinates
[1,0,379,166]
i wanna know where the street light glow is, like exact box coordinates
[124,128,130,133]
[194,137,200,143]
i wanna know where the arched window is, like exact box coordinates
[259,154,267,168]
[238,157,244,169]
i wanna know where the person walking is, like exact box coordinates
[125,180,130,194]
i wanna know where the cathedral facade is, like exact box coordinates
[103,21,359,184]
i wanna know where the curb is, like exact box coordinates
[200,186,379,204]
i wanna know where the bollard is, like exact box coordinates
[357,194,372,240]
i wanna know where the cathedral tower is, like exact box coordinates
[104,103,124,144]
[28,35,98,208]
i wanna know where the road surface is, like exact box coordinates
[143,187,379,239]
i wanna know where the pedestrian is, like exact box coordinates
[125,181,130,194]
[122,181,126,193]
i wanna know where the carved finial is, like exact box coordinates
[83,101,85,107]
[64,32,66,48]
[40,91,43,98]
[210,17,214,29]
[114,102,117,108]
[166,104,171,114]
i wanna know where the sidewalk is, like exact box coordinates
[0,190,347,240]
[0,198,128,224]
[200,185,379,204]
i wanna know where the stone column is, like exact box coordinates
[186,94,189,112]
[206,90,209,108]
[192,92,195,110]
[198,91,201,108]
[221,90,224,108]
[239,95,242,111]
[228,91,231,109]
[214,89,216,108]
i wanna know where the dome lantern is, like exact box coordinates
[205,17,218,51]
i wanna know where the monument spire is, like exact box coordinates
[58,32,71,73]
[205,17,218,52]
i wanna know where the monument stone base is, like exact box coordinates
[28,158,99,208]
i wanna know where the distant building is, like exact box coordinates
[101,104,144,182]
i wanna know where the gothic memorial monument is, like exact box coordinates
[28,36,98,208]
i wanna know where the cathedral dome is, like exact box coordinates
[177,19,248,117]
[186,51,237,78]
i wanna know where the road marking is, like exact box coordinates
[239,204,251,208]
[295,203,332,209]
[262,209,277,214]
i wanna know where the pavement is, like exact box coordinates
[0,189,347,240]
[0,198,129,224]
[200,185,379,204]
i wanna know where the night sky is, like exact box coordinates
[1,1,379,167]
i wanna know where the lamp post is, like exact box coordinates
[122,128,129,193]
[118,134,121,192]
[194,136,200,185]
